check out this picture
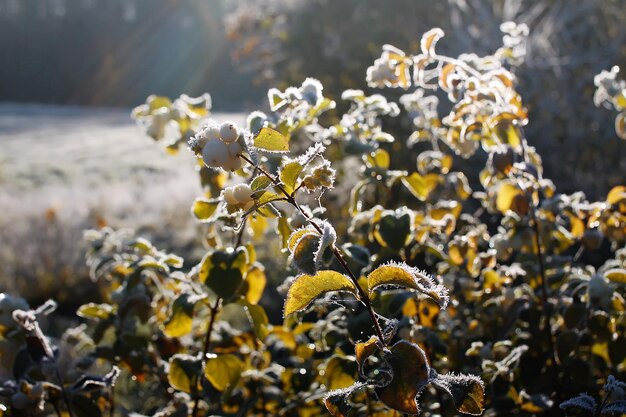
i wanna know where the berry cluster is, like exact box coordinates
[189,121,247,171]
[222,183,255,212]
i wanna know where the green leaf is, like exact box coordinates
[291,232,320,275]
[277,216,293,249]
[254,127,290,152]
[280,161,304,193]
[204,354,244,391]
[199,249,249,299]
[163,293,196,338]
[168,354,202,394]
[255,190,284,206]
[368,263,448,308]
[374,209,412,251]
[376,340,431,414]
[401,172,440,201]
[284,271,357,316]
[237,298,269,340]
[605,268,626,284]
[191,198,219,222]
[77,303,115,320]
[250,175,272,192]
[431,372,485,415]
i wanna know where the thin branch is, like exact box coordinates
[191,297,222,417]
[240,155,386,344]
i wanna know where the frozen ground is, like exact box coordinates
[0,103,244,299]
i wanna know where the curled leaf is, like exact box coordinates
[430,371,485,415]
[368,262,449,308]
[376,340,431,414]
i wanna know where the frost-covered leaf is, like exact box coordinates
[291,232,321,275]
[254,127,290,152]
[376,340,431,414]
[283,271,357,316]
[602,400,626,414]
[250,175,272,192]
[77,303,115,321]
[431,372,485,415]
[421,28,445,56]
[280,160,304,193]
[191,198,219,222]
[368,262,448,308]
[605,268,626,284]
[559,393,597,413]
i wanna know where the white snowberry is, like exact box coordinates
[222,188,239,205]
[227,141,243,157]
[219,121,240,143]
[202,138,230,168]
[233,183,254,203]
[221,155,243,172]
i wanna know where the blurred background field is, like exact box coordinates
[0,0,625,305]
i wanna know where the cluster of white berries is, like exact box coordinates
[222,183,255,211]
[189,121,246,172]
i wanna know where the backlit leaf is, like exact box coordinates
[244,265,266,304]
[77,303,115,320]
[368,263,448,308]
[291,232,321,275]
[199,248,249,299]
[376,340,431,414]
[284,271,357,316]
[431,372,485,415]
[168,354,201,394]
[254,127,290,152]
[163,293,196,338]
[204,354,244,391]
[496,182,523,214]
[421,28,445,55]
[191,198,219,222]
[280,161,304,193]
[605,268,626,284]
[324,355,358,390]
[401,173,440,201]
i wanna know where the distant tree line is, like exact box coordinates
[0,0,264,109]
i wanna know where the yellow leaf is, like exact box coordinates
[191,198,219,222]
[163,294,196,338]
[254,127,290,152]
[367,263,448,308]
[607,186,626,205]
[204,354,244,391]
[280,161,304,193]
[421,28,445,55]
[245,266,267,304]
[605,268,626,284]
[496,182,522,214]
[168,354,201,394]
[401,173,440,201]
[284,271,357,316]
